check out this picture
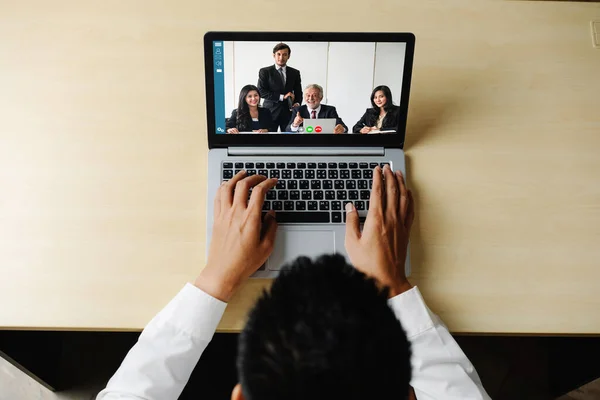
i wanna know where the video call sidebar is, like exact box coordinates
[213,41,226,134]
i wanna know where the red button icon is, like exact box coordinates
[315,126,322,133]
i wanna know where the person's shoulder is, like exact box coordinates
[258,107,272,115]
[388,104,401,114]
[287,66,300,74]
[321,104,336,112]
[230,108,238,116]
[259,65,274,73]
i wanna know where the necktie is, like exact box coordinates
[311,110,316,119]
[279,68,285,85]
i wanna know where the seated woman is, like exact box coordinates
[352,85,400,134]
[226,85,275,134]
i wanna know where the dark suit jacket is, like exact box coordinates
[257,65,302,120]
[285,104,349,133]
[352,105,401,133]
[226,107,275,132]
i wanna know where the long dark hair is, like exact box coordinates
[370,85,395,113]
[236,84,260,131]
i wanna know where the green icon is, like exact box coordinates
[306,126,314,133]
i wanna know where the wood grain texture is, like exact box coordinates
[0,0,599,333]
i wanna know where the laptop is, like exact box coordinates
[204,32,415,277]
[300,118,336,134]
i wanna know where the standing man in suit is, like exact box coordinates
[257,43,302,132]
[286,84,348,134]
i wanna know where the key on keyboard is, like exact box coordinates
[221,160,391,224]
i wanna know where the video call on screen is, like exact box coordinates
[212,40,406,135]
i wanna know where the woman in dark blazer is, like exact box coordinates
[352,85,400,134]
[226,85,275,133]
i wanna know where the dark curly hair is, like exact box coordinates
[237,254,412,400]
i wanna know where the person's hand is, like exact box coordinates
[195,171,278,302]
[227,128,239,134]
[283,92,295,101]
[292,113,304,128]
[344,165,415,298]
[291,102,300,108]
[333,124,345,134]
[253,129,269,133]
[359,126,371,134]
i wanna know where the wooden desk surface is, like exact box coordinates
[1,0,599,334]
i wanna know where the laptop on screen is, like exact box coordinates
[301,118,336,134]
[204,31,415,277]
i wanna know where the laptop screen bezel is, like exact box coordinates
[204,31,415,149]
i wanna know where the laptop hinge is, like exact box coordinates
[227,147,385,157]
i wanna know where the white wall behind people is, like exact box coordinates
[374,42,404,103]
[327,42,375,130]
[222,41,406,131]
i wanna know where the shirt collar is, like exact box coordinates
[275,64,286,72]
[308,104,321,115]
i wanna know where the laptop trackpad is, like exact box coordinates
[267,229,335,271]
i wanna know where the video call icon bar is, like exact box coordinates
[214,42,222,74]
[213,41,226,134]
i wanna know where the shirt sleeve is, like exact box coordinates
[96,283,227,400]
[388,287,491,400]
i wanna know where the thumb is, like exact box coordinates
[260,211,278,251]
[344,202,360,243]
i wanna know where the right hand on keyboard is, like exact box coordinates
[344,165,415,298]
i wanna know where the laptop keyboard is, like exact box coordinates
[221,161,390,223]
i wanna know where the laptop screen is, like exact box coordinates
[211,40,407,135]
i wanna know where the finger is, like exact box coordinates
[260,210,278,253]
[384,164,399,216]
[221,170,246,209]
[344,202,361,244]
[233,174,268,207]
[369,166,384,213]
[247,177,278,214]
[214,181,223,218]
[396,170,408,223]
[406,190,415,231]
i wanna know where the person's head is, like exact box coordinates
[303,84,324,109]
[272,43,291,67]
[371,85,394,112]
[232,254,412,400]
[237,84,260,113]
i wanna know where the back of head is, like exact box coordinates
[237,254,412,400]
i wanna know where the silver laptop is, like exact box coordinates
[301,118,336,134]
[204,32,415,277]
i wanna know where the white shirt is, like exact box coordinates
[290,104,322,132]
[377,113,386,129]
[97,285,490,400]
[276,65,287,102]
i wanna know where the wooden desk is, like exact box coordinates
[1,0,599,335]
